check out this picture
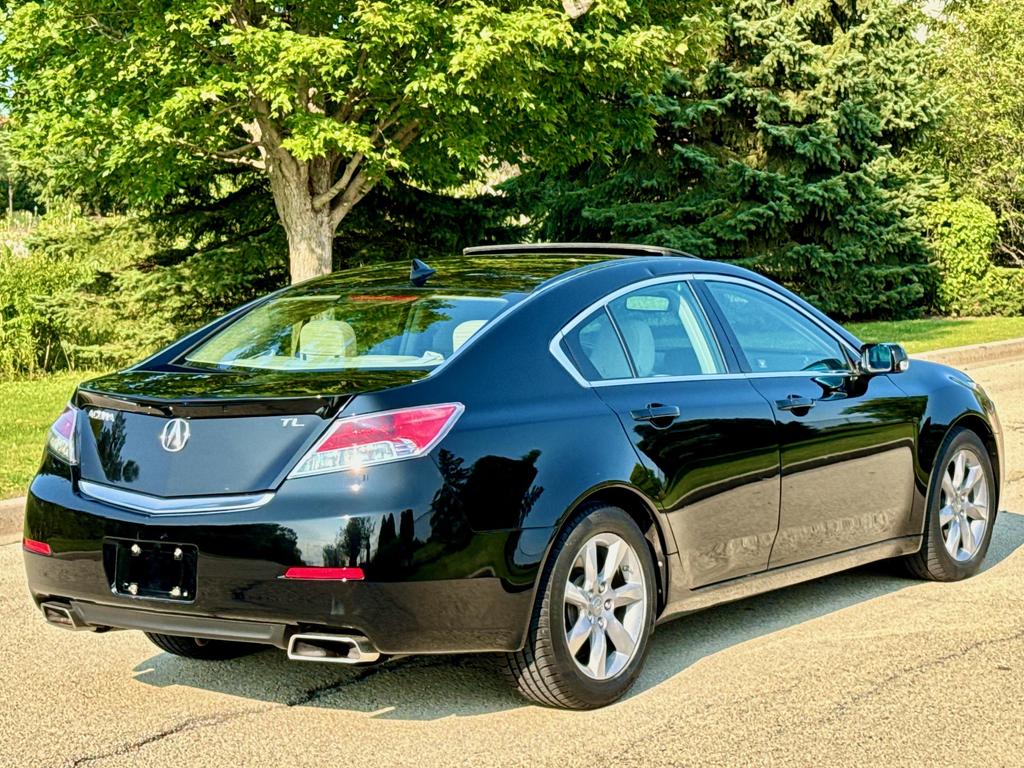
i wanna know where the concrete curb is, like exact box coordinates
[0,496,24,542]
[913,336,1024,368]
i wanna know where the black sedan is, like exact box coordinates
[23,243,1003,709]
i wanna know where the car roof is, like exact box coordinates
[285,243,731,297]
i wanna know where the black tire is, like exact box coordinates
[503,503,657,709]
[904,427,998,581]
[145,632,261,660]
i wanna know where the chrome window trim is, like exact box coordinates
[549,273,860,388]
[79,480,274,516]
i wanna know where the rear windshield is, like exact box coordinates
[183,292,509,371]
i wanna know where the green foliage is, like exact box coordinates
[0,0,715,280]
[927,0,1024,265]
[0,178,521,378]
[513,0,942,319]
[928,197,1024,317]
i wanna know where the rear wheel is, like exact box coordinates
[503,503,657,709]
[145,632,260,660]
[905,428,997,581]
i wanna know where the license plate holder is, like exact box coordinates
[111,540,197,602]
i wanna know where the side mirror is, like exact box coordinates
[860,342,909,374]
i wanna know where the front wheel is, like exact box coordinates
[905,427,998,581]
[503,503,657,709]
[145,632,261,660]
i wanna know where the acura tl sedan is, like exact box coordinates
[23,243,1002,709]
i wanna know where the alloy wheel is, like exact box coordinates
[939,448,989,562]
[563,532,647,681]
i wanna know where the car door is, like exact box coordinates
[558,277,780,589]
[699,277,918,567]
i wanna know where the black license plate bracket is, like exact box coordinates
[110,540,198,602]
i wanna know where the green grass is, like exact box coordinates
[846,316,1024,354]
[0,372,98,499]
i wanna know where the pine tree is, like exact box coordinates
[519,0,941,319]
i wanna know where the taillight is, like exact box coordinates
[283,566,365,581]
[47,405,78,465]
[289,403,464,478]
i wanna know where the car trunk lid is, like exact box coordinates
[72,368,425,497]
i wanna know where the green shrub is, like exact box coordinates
[928,197,1024,316]
[0,205,288,378]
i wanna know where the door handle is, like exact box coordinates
[776,395,817,412]
[630,404,681,423]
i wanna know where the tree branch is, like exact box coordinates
[312,153,364,210]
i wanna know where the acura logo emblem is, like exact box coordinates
[159,418,190,453]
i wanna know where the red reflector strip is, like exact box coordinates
[23,538,52,556]
[347,295,418,302]
[283,566,365,581]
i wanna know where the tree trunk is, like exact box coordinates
[267,160,335,284]
[283,210,334,284]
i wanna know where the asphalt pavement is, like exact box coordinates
[2,357,1022,767]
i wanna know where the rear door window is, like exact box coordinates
[562,309,633,381]
[607,282,724,377]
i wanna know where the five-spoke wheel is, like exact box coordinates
[504,503,656,709]
[905,427,997,581]
[563,533,647,680]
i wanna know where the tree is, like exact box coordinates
[515,0,942,319]
[927,0,1024,265]
[1,1,705,282]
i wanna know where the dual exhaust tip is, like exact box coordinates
[41,601,380,665]
[286,633,381,664]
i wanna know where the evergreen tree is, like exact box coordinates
[518,0,941,319]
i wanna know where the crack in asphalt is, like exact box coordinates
[821,625,1024,725]
[62,656,450,767]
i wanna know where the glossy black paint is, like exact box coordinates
[24,252,1003,655]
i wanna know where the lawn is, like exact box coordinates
[0,371,98,499]
[847,316,1024,354]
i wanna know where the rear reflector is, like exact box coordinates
[289,403,464,478]
[283,567,365,581]
[23,538,52,556]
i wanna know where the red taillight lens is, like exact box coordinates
[47,404,78,465]
[283,567,365,581]
[23,538,52,556]
[289,403,464,478]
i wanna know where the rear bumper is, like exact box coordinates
[23,466,550,654]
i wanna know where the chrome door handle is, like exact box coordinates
[630,404,681,423]
[776,395,816,412]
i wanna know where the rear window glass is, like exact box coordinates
[183,292,508,371]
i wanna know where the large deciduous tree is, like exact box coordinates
[515,0,942,319]
[1,1,699,282]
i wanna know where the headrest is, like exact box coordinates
[452,320,487,352]
[299,319,356,359]
[619,319,656,377]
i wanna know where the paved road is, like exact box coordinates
[2,358,1023,768]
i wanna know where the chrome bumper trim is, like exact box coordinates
[78,480,274,516]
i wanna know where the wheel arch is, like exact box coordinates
[532,483,671,620]
[946,413,1001,489]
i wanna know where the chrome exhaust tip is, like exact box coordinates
[286,633,381,664]
[40,601,91,630]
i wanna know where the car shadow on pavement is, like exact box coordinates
[131,510,1024,720]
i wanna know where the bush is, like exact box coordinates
[0,204,288,378]
[929,197,1024,316]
